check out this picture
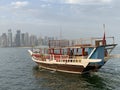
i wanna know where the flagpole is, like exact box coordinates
[103,24,105,32]
[102,24,106,45]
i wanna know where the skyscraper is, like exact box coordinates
[24,32,30,46]
[21,33,25,47]
[15,30,21,47]
[8,29,12,47]
[30,35,38,46]
[1,33,7,47]
[38,36,43,46]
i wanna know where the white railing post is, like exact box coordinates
[60,55,61,62]
[53,54,54,60]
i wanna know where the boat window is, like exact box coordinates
[44,49,48,54]
[70,49,74,56]
[63,49,67,55]
[84,48,88,56]
[41,49,44,53]
[73,48,88,56]
[54,49,60,54]
[75,48,82,55]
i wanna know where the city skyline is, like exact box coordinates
[0,0,120,44]
[0,29,56,47]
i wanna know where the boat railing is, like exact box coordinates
[50,54,69,61]
[33,53,86,63]
[48,37,115,48]
[44,54,86,63]
[70,37,115,47]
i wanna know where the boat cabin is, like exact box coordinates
[32,37,116,63]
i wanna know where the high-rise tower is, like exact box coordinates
[8,29,12,47]
[1,33,7,47]
[15,30,21,47]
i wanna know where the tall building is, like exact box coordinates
[24,32,30,46]
[21,33,25,47]
[7,29,12,47]
[30,35,38,46]
[1,33,7,47]
[38,36,43,46]
[15,30,21,47]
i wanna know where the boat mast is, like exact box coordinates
[102,24,106,45]
[103,24,105,32]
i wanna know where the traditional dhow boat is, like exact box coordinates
[28,35,117,74]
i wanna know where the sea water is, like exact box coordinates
[0,47,120,90]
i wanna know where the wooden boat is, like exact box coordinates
[28,35,117,74]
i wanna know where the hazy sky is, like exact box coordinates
[0,0,120,43]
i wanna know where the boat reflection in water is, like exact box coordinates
[32,66,108,90]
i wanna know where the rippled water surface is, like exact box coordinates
[0,47,120,90]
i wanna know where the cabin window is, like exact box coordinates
[54,49,60,54]
[75,48,82,56]
[84,48,88,56]
[70,48,88,56]
[63,49,67,55]
[53,49,68,55]
[44,49,48,54]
